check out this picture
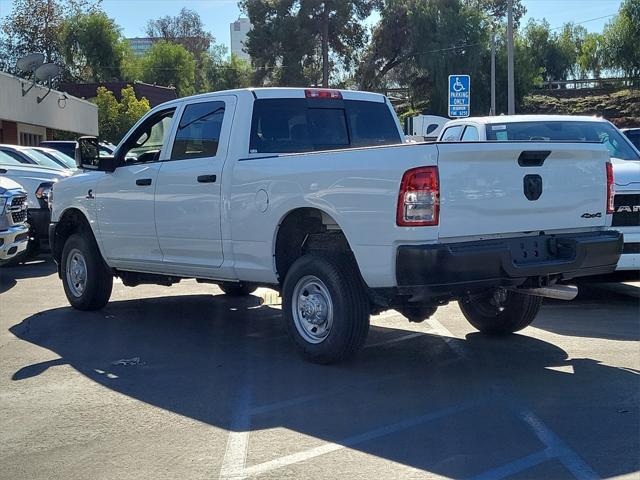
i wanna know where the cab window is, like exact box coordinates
[461,126,479,141]
[171,101,225,160]
[120,109,175,165]
[440,125,463,142]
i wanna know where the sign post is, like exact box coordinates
[448,75,470,118]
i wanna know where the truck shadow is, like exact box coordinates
[533,284,640,341]
[9,294,640,479]
[0,257,57,294]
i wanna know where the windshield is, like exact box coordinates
[35,149,77,169]
[19,148,66,169]
[486,121,640,161]
[0,150,23,165]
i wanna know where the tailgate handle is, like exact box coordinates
[518,150,550,167]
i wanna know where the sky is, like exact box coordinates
[0,0,624,53]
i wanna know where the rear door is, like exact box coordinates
[154,95,235,268]
[436,142,610,240]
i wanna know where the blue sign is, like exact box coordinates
[448,75,470,118]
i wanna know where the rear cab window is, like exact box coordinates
[249,98,401,154]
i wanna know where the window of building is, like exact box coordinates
[19,132,43,146]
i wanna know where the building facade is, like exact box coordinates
[127,37,156,57]
[230,18,252,62]
[0,71,97,145]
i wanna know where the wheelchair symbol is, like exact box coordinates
[453,77,465,92]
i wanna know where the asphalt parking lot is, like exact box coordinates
[1,258,638,480]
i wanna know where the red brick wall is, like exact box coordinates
[0,121,18,144]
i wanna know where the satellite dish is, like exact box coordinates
[35,63,61,83]
[17,53,46,97]
[35,63,61,104]
[16,53,44,73]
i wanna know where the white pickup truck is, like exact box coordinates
[50,88,622,363]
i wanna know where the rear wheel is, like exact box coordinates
[61,233,113,310]
[283,254,370,364]
[459,289,542,334]
[218,282,257,296]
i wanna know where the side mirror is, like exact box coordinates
[76,136,118,172]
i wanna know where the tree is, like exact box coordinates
[577,33,604,79]
[146,8,213,92]
[357,0,536,116]
[602,0,640,82]
[59,11,131,81]
[206,53,253,91]
[240,0,375,87]
[140,41,196,97]
[95,85,150,143]
[0,0,100,72]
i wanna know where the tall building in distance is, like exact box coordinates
[127,37,156,57]
[230,18,252,62]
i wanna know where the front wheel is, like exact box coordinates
[61,233,113,310]
[459,290,542,335]
[283,254,370,364]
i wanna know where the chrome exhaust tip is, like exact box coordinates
[515,285,579,301]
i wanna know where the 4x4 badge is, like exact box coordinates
[581,212,602,219]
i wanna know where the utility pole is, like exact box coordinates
[490,28,496,115]
[506,0,515,114]
[321,2,329,88]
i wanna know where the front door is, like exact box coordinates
[96,108,175,267]
[154,96,235,269]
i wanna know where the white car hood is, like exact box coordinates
[611,158,640,192]
[0,163,71,208]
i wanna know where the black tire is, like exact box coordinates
[459,290,542,335]
[283,254,370,364]
[61,233,113,311]
[218,282,257,296]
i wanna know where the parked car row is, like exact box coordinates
[0,149,72,263]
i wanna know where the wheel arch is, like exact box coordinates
[52,207,102,267]
[272,206,362,285]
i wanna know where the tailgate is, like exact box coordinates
[436,142,610,239]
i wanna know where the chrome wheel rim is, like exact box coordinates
[65,248,88,297]
[292,275,334,344]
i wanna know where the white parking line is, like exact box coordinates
[427,317,599,480]
[219,366,253,479]
[239,400,483,479]
[365,331,426,348]
[516,408,598,480]
[249,371,412,416]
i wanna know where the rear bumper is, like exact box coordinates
[0,224,29,261]
[396,230,623,293]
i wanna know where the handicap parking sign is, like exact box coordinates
[448,75,470,118]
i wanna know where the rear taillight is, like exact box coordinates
[304,89,342,99]
[606,162,614,214]
[397,166,439,226]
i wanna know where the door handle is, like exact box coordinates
[136,178,152,186]
[197,175,217,183]
[518,150,550,167]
